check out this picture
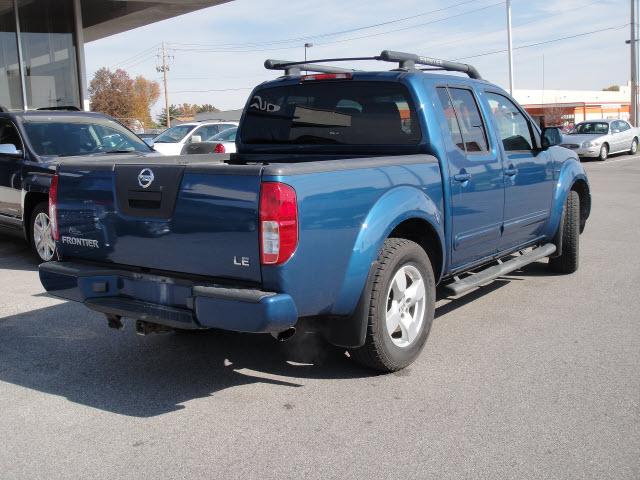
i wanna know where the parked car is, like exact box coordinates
[137,132,158,147]
[0,109,158,262]
[560,119,639,160]
[152,121,238,156]
[39,51,591,372]
[181,126,238,154]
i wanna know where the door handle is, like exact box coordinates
[504,167,518,177]
[453,173,472,182]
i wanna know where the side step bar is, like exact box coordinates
[443,243,557,297]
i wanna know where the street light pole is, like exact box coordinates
[506,0,514,95]
[632,0,638,126]
[304,43,313,63]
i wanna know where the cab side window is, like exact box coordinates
[435,87,489,154]
[486,92,534,152]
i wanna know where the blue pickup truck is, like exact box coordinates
[39,51,591,372]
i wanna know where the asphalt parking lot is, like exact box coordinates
[1,155,639,480]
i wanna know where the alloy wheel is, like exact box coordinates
[385,264,427,348]
[33,212,56,262]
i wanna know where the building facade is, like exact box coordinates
[515,85,631,128]
[0,0,228,111]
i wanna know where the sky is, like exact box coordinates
[84,0,629,117]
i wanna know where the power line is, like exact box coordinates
[169,87,254,94]
[168,2,505,54]
[110,43,161,69]
[168,0,488,50]
[454,23,629,61]
[418,0,613,53]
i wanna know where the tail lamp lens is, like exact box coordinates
[213,143,226,153]
[259,182,298,265]
[49,173,59,241]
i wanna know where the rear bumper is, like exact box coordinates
[39,261,298,333]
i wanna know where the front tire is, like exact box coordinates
[349,239,435,373]
[29,202,56,263]
[598,144,609,161]
[549,190,580,274]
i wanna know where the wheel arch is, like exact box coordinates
[571,177,591,233]
[22,191,48,239]
[388,217,443,283]
[321,186,444,349]
[332,185,444,315]
[545,157,590,240]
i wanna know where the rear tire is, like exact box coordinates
[29,202,56,263]
[629,138,638,155]
[349,238,435,373]
[598,144,608,161]
[549,190,580,274]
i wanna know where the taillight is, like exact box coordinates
[301,73,352,82]
[213,143,226,153]
[259,182,298,265]
[49,173,59,241]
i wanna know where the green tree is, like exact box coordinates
[157,105,181,127]
[196,104,219,113]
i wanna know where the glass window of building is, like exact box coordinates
[18,0,79,109]
[0,1,23,109]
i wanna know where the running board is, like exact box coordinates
[443,243,557,297]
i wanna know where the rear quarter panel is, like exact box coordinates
[261,156,444,317]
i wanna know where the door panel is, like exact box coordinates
[0,121,23,218]
[616,121,633,152]
[435,87,504,269]
[484,92,555,250]
[610,121,623,152]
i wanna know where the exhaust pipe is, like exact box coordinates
[271,327,296,342]
[106,314,124,330]
[135,320,172,336]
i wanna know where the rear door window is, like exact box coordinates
[435,87,464,151]
[435,87,489,154]
[240,81,421,145]
[447,88,489,153]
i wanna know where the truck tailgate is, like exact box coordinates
[55,157,263,283]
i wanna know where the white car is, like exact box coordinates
[152,121,238,156]
[560,119,639,161]
[180,127,238,155]
[206,126,237,153]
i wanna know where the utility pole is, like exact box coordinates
[157,42,171,128]
[506,0,514,95]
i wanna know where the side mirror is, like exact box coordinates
[143,138,155,148]
[191,135,202,144]
[0,143,22,156]
[612,129,620,134]
[541,127,562,149]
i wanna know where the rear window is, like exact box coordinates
[240,81,421,146]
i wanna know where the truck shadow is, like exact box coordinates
[0,302,367,418]
[0,236,38,272]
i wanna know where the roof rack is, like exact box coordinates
[265,50,482,80]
